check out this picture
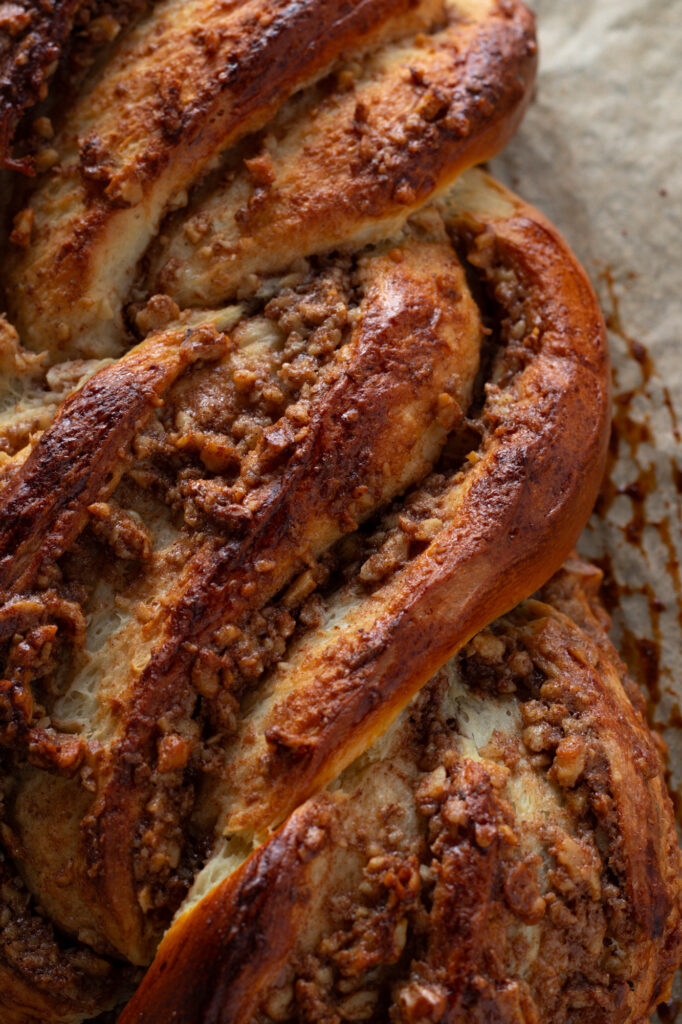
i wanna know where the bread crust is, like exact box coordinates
[149,0,537,310]
[121,560,682,1024]
[1,228,485,965]
[0,324,226,598]
[0,168,612,1019]
[1,0,678,1018]
[2,0,536,359]
[1,0,440,355]
[210,169,610,840]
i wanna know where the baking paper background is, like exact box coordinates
[491,0,682,1011]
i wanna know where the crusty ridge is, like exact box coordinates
[149,0,538,311]
[3,0,536,360]
[2,0,443,356]
[121,559,682,1024]
[0,169,615,1021]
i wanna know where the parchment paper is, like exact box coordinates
[491,0,682,1011]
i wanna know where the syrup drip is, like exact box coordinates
[658,1000,681,1024]
[589,269,682,1017]
[586,266,682,813]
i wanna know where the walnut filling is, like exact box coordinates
[0,0,656,1018]
[0,213,491,963]
[238,566,679,1024]
[0,170,671,1024]
[0,167,617,983]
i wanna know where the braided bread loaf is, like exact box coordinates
[0,0,679,1021]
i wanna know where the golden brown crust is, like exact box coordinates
[1,229,484,967]
[121,561,682,1024]
[2,0,536,360]
[2,0,447,358]
[0,2,676,1014]
[0,168,618,1018]
[149,0,537,309]
[213,169,610,838]
[83,239,481,956]
[0,322,226,773]
[119,800,341,1024]
[0,324,226,596]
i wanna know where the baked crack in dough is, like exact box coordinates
[0,0,679,1020]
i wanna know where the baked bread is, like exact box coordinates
[0,0,152,172]
[0,0,679,1021]
[2,0,537,359]
[123,558,682,1024]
